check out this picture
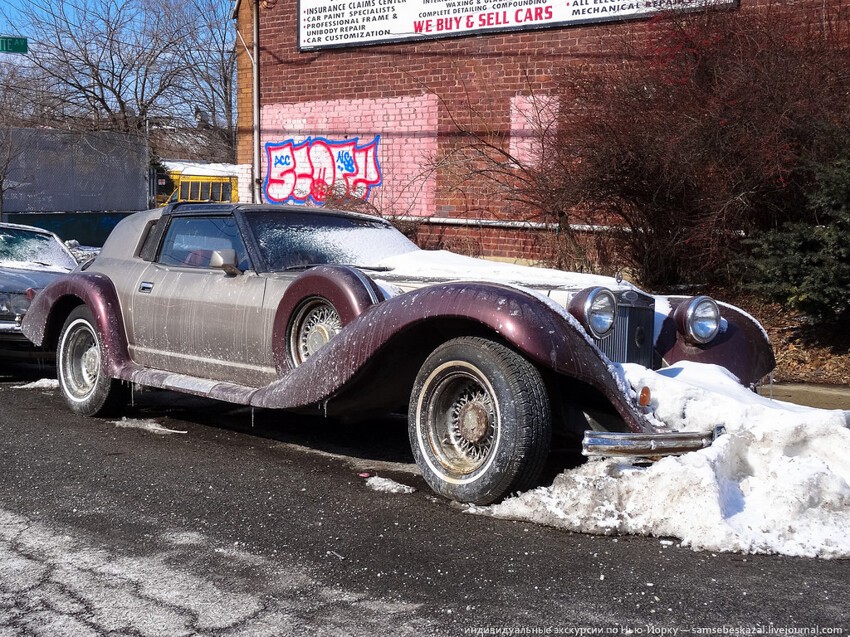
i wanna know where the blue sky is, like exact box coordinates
[0,1,29,36]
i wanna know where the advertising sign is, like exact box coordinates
[299,0,735,50]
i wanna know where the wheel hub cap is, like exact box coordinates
[82,347,99,381]
[457,402,490,444]
[306,324,332,355]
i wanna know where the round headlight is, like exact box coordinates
[678,296,721,344]
[569,287,618,339]
[11,293,30,315]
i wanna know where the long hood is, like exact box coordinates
[0,266,68,292]
[374,250,635,293]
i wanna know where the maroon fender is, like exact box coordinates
[655,297,776,386]
[253,282,653,433]
[271,265,387,373]
[21,272,133,378]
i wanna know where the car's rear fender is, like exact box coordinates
[22,272,132,377]
[254,281,652,432]
[272,265,387,373]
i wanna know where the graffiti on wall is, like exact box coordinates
[264,136,382,205]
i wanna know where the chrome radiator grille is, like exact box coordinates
[593,291,655,367]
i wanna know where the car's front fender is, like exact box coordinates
[253,281,652,432]
[21,272,132,378]
[655,297,775,386]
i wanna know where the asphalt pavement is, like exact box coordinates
[1,363,848,636]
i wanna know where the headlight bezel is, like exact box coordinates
[568,286,618,339]
[675,295,721,345]
[0,291,32,319]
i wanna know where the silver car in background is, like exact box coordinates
[0,222,77,358]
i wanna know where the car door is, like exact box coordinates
[129,214,276,386]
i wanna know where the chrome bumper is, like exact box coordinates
[0,318,23,332]
[582,426,726,459]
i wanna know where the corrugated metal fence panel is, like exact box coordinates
[3,128,147,213]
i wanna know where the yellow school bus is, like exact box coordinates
[158,162,239,205]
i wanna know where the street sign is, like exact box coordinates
[0,37,28,54]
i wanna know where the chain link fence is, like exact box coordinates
[3,128,147,213]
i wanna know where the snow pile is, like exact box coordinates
[113,418,187,435]
[477,362,850,559]
[14,379,60,390]
[365,476,417,495]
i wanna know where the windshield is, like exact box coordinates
[0,227,77,271]
[245,211,419,272]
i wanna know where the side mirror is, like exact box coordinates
[210,249,241,276]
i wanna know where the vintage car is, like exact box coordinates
[0,222,78,358]
[22,203,775,504]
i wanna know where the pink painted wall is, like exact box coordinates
[261,95,438,217]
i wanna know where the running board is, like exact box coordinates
[582,427,726,459]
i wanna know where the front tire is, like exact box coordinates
[57,306,128,416]
[409,337,551,505]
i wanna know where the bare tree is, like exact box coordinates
[551,0,850,288]
[429,0,850,287]
[423,66,604,272]
[177,0,237,162]
[0,65,37,217]
[7,0,190,133]
[1,0,238,164]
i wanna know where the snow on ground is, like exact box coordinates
[365,476,417,495]
[474,362,850,559]
[14,379,59,390]
[112,417,187,435]
[12,365,850,558]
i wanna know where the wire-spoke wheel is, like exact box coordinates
[57,306,128,416]
[288,297,342,366]
[410,337,551,504]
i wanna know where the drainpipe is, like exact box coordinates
[252,0,263,203]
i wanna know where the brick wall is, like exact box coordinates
[234,0,813,260]
[261,95,438,216]
[234,0,254,183]
[236,0,651,219]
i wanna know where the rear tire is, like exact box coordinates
[57,306,128,416]
[409,337,551,505]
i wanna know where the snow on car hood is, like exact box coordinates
[0,263,70,292]
[474,362,850,559]
[376,250,634,292]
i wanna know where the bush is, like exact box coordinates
[743,157,850,323]
[548,0,850,288]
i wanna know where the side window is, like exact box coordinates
[200,181,211,201]
[157,216,250,270]
[138,219,161,261]
[180,182,190,200]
